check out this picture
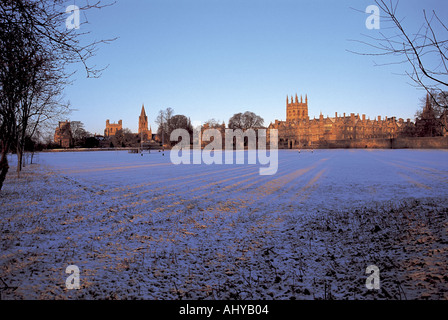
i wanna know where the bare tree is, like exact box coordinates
[108,128,139,148]
[228,113,244,129]
[15,52,69,174]
[155,107,174,145]
[166,114,193,146]
[228,111,264,130]
[0,0,115,191]
[203,118,224,128]
[350,0,448,109]
[69,120,97,147]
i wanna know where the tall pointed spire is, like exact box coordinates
[139,104,149,138]
[305,94,308,104]
[295,93,298,103]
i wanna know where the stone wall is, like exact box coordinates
[392,136,448,149]
[306,136,448,149]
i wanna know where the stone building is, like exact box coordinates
[54,121,72,148]
[269,93,415,148]
[104,119,122,137]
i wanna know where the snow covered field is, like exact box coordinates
[1,149,447,299]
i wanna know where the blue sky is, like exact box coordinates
[63,0,448,135]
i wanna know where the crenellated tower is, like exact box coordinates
[286,93,308,122]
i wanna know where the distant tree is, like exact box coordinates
[228,111,264,130]
[70,121,92,147]
[109,129,123,148]
[166,114,193,146]
[170,115,193,132]
[399,123,416,138]
[108,128,139,148]
[155,107,175,145]
[83,136,99,148]
[122,128,139,147]
[228,113,244,129]
[203,118,224,128]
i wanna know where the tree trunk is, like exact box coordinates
[0,148,10,192]
[16,145,23,178]
[17,121,27,174]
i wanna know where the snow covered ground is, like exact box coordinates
[0,149,447,299]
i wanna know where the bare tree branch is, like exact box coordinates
[348,0,448,108]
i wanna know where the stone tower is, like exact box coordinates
[286,93,308,122]
[104,119,122,137]
[54,121,72,148]
[138,104,152,140]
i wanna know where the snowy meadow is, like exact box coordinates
[0,149,447,299]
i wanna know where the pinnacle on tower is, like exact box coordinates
[141,104,146,117]
[305,94,308,104]
[295,94,298,103]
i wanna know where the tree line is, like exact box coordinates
[15,108,266,150]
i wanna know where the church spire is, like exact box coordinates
[139,104,149,138]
